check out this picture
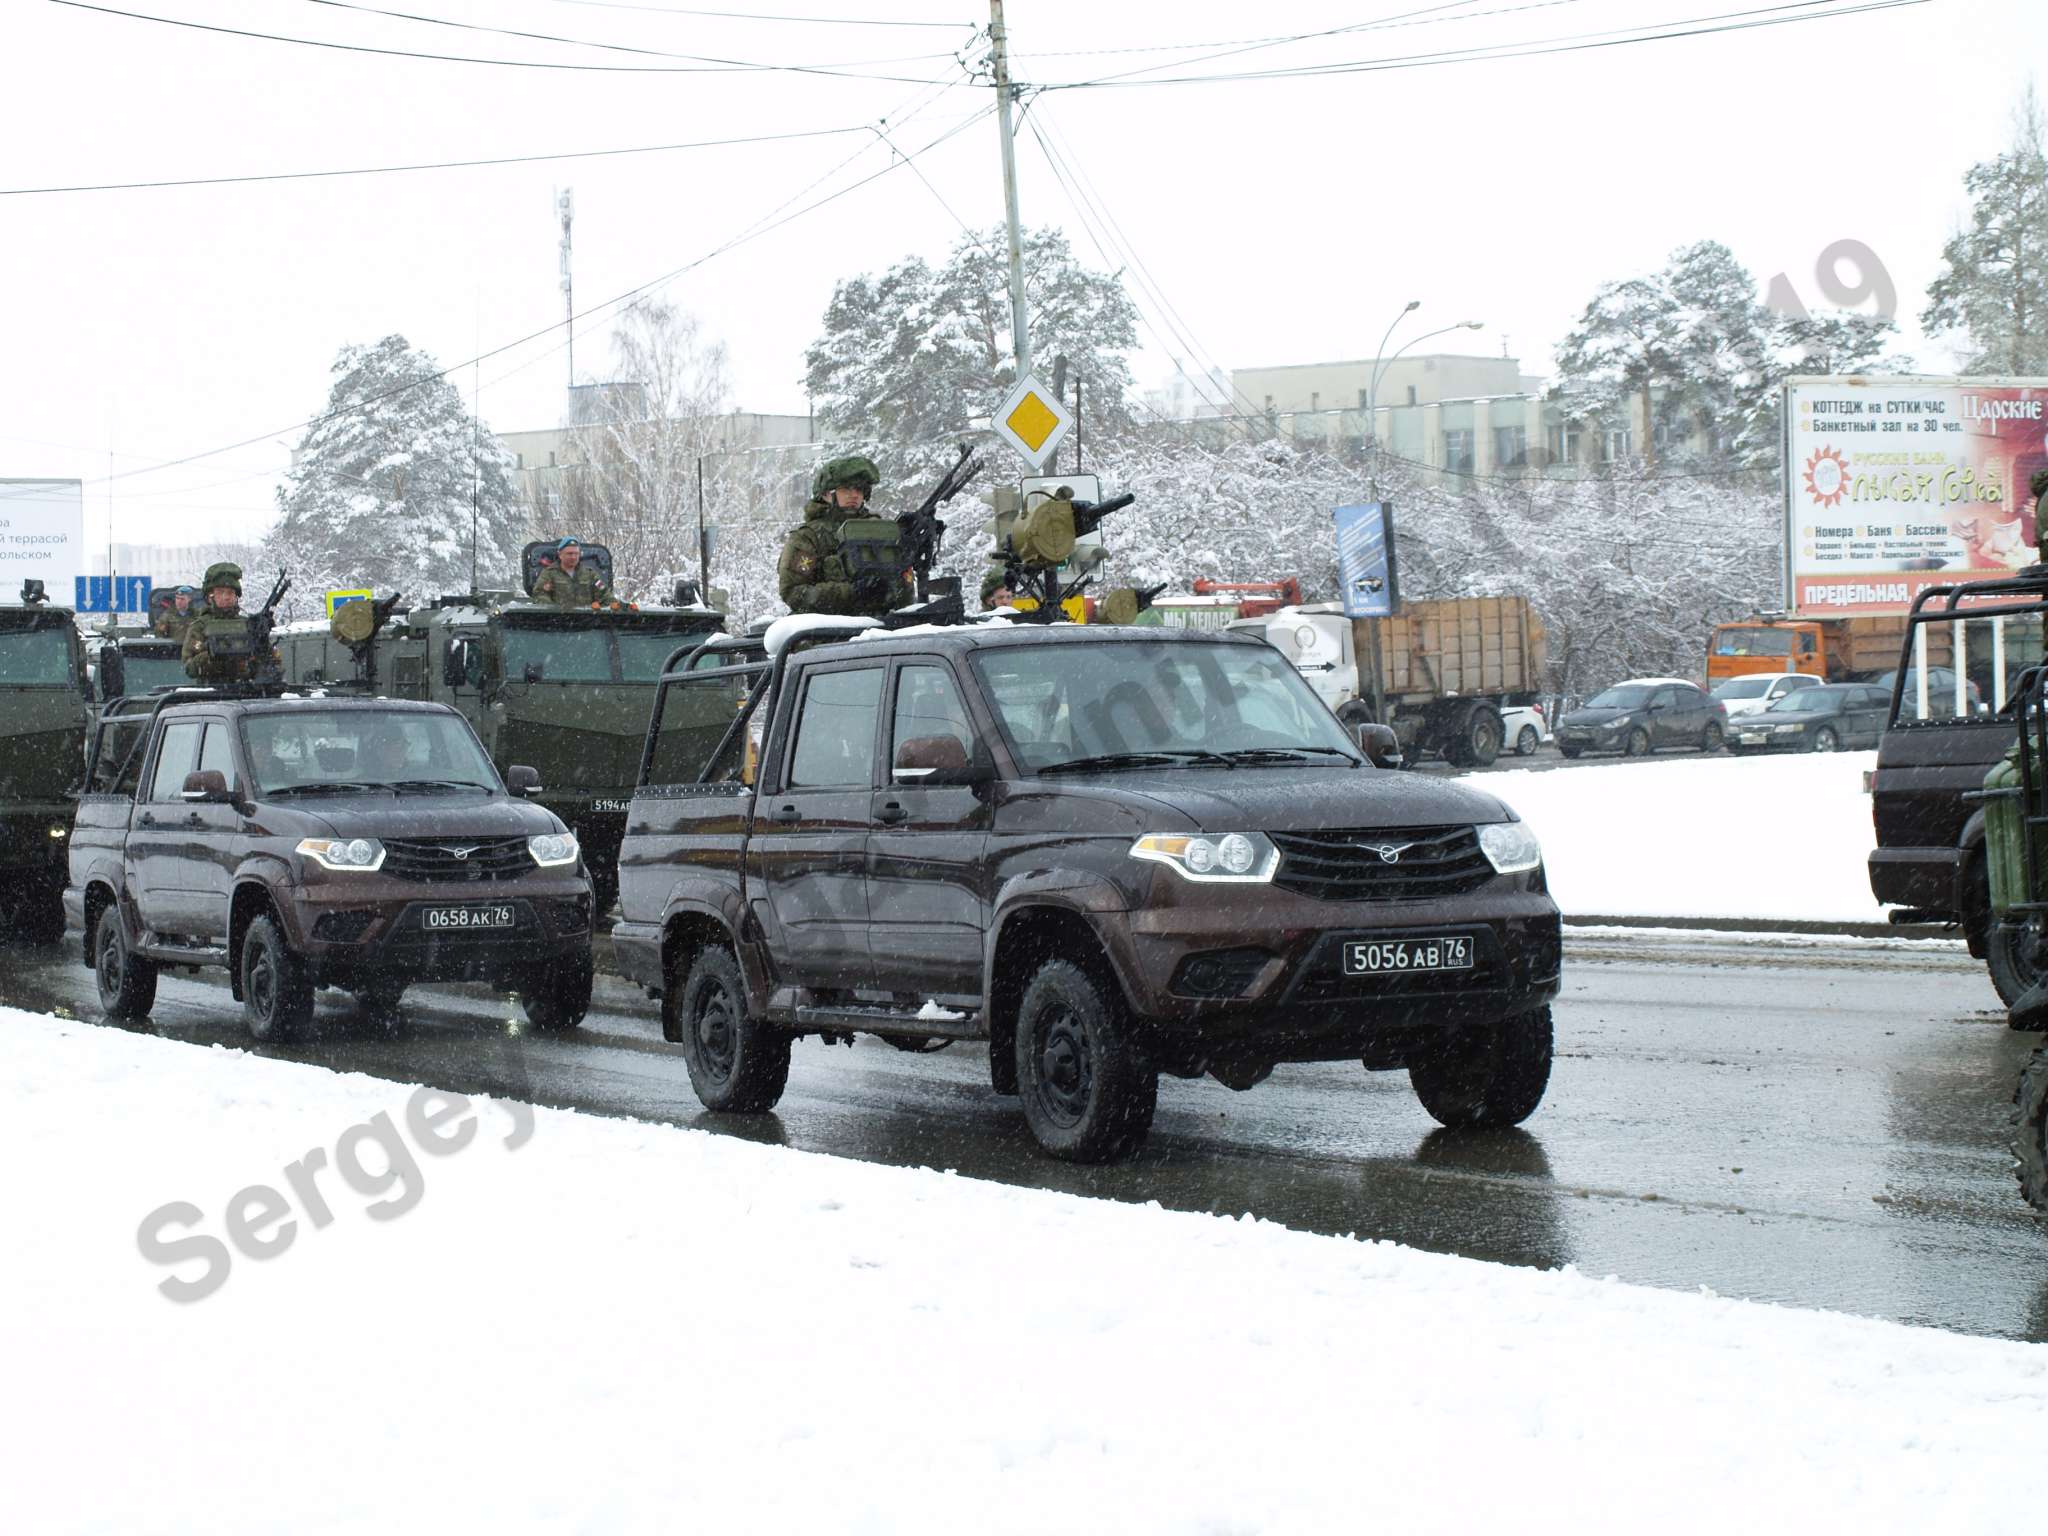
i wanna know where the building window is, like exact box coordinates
[547,450,557,467]
[1546,422,1581,464]
[1263,395,1274,411]
[1602,426,1632,462]
[1444,429,1476,474]
[1310,392,1320,411]
[1494,426,1528,469]
[514,453,525,470]
[1405,385,1418,407]
[1358,388,1369,410]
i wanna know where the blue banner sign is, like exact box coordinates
[73,575,151,614]
[1333,503,1398,618]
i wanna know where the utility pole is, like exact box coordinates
[989,2,1030,381]
[557,188,575,397]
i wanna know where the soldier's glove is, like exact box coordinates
[852,570,893,606]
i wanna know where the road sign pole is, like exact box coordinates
[990,0,1031,382]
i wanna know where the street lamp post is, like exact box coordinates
[1368,313,1485,494]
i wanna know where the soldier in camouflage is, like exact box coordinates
[153,586,197,642]
[778,455,911,618]
[533,538,611,608]
[181,563,264,682]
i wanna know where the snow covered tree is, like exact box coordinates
[556,299,734,603]
[265,335,521,600]
[1553,242,1779,469]
[1774,309,1905,376]
[1923,86,2048,374]
[803,226,1140,482]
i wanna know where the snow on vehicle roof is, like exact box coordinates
[761,613,875,657]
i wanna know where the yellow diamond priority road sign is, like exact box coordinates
[994,374,1073,471]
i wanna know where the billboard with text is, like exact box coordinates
[0,480,85,605]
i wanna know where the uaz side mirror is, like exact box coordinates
[506,764,543,797]
[1352,722,1403,770]
[893,734,985,786]
[180,769,232,803]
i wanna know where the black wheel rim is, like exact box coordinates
[96,923,122,1001]
[247,944,277,1027]
[694,977,738,1085]
[1032,1003,1095,1129]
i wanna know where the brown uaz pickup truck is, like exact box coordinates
[614,622,1562,1162]
[67,689,595,1040]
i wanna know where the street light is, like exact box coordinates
[1367,316,1485,491]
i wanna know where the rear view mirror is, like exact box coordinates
[506,764,543,797]
[1352,722,1403,769]
[181,769,232,803]
[893,734,983,786]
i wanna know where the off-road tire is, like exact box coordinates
[1446,705,1502,769]
[521,954,593,1034]
[94,908,157,1020]
[1015,958,1157,1162]
[241,914,313,1042]
[1623,727,1651,758]
[1812,726,1841,753]
[1408,1006,1553,1129]
[2013,1047,2048,1215]
[1700,720,1725,754]
[1987,918,2048,1012]
[674,945,789,1112]
[1515,725,1540,757]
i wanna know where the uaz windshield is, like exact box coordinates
[970,640,1360,771]
[240,710,498,795]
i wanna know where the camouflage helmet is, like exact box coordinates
[813,455,880,501]
[980,567,1010,604]
[201,561,242,595]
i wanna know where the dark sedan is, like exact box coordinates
[1555,679,1725,759]
[1727,683,1890,753]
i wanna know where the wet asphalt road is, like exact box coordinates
[15,926,2046,1341]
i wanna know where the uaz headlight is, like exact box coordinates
[529,831,580,868]
[1131,831,1277,884]
[1477,822,1542,875]
[296,837,385,871]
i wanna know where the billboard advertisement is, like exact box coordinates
[0,480,86,604]
[1333,501,1399,618]
[1785,376,2048,615]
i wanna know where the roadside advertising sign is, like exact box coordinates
[1334,501,1399,618]
[0,480,86,603]
[1785,376,2048,616]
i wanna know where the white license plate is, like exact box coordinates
[424,905,515,931]
[1342,936,1474,975]
[591,798,630,813]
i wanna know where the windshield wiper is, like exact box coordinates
[1217,746,1359,763]
[267,781,372,797]
[383,778,491,794]
[1039,749,1234,775]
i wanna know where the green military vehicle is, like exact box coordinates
[0,586,96,941]
[85,587,201,704]
[274,544,725,913]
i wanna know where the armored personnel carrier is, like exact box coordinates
[0,584,95,941]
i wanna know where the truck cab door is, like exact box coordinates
[184,721,245,942]
[130,720,203,939]
[751,661,883,994]
[868,658,991,1004]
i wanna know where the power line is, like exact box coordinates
[284,0,966,69]
[0,124,871,197]
[1042,0,1929,90]
[1010,0,1596,58]
[91,103,995,489]
[45,0,961,82]
[535,0,967,25]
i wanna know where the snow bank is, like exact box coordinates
[5,1010,2042,1534]
[1482,749,1886,923]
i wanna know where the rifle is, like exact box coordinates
[895,443,984,603]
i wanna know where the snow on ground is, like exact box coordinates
[1478,749,1886,924]
[6,1009,2044,1534]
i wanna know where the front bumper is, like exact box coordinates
[1092,879,1562,1069]
[283,873,594,988]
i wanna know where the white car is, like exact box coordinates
[1499,703,1552,756]
[1710,672,1823,722]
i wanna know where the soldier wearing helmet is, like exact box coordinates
[182,562,260,681]
[777,455,911,617]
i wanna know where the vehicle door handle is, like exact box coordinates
[875,801,908,825]
[769,803,801,824]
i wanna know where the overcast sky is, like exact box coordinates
[2,0,2036,557]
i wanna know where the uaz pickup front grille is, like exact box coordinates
[381,837,534,882]
[1270,825,1493,902]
